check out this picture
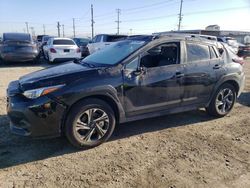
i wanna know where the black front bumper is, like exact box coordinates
[7,81,66,138]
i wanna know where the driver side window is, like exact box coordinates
[140,42,179,68]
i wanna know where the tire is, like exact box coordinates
[33,55,40,64]
[47,54,53,64]
[43,51,47,60]
[206,83,236,117]
[65,98,116,149]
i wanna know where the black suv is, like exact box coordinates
[7,35,245,148]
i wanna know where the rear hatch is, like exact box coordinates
[53,45,77,55]
[2,40,36,54]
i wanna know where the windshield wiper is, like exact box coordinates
[73,58,84,64]
[82,62,96,68]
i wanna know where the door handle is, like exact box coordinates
[213,64,222,69]
[175,72,184,78]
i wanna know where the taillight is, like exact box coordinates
[76,48,81,53]
[50,48,57,53]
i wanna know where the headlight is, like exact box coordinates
[23,84,65,99]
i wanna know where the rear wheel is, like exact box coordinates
[65,98,116,149]
[206,83,236,117]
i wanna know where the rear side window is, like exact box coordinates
[3,33,31,42]
[53,39,75,45]
[186,43,210,62]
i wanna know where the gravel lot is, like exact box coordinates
[0,60,249,188]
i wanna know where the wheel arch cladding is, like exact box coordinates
[223,80,240,95]
[60,95,120,133]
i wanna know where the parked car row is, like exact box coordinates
[1,32,249,65]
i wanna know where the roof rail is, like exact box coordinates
[153,32,218,42]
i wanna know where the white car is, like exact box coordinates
[217,37,239,54]
[43,37,81,63]
[87,34,127,54]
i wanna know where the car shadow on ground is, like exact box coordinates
[237,92,250,107]
[0,58,50,68]
[0,109,215,169]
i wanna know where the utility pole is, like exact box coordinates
[25,22,29,33]
[129,28,133,35]
[115,9,121,35]
[30,27,35,38]
[43,24,46,35]
[62,24,65,37]
[57,21,61,37]
[178,0,183,31]
[91,4,94,40]
[73,18,76,38]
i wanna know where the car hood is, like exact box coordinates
[19,62,98,90]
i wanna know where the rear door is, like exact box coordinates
[182,42,217,105]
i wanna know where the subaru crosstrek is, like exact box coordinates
[7,35,245,148]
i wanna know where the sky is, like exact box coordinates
[0,0,249,38]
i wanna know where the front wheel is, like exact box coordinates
[206,83,236,117]
[65,99,116,149]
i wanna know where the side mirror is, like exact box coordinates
[133,66,146,76]
[218,48,224,55]
[43,41,47,45]
[88,40,93,44]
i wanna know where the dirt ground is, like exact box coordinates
[0,60,249,188]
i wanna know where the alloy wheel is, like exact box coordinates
[74,108,110,142]
[215,88,234,114]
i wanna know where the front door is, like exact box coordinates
[123,42,185,116]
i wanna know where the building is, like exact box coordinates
[155,29,250,44]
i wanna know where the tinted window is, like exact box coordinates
[217,38,223,42]
[141,42,179,68]
[186,43,210,62]
[3,33,31,42]
[105,35,127,42]
[53,39,75,45]
[95,35,102,42]
[43,36,52,42]
[73,38,90,46]
[37,35,44,42]
[210,46,217,59]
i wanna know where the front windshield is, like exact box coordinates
[82,40,146,65]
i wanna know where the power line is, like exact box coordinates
[122,6,249,23]
[123,0,174,11]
